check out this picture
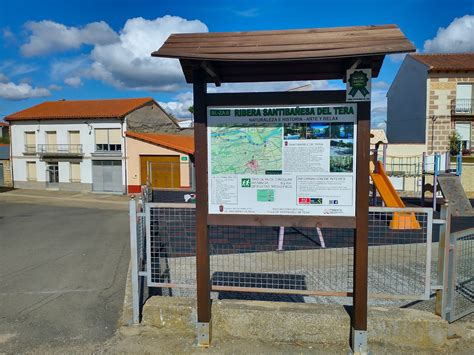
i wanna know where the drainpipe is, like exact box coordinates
[430,115,437,154]
[121,118,128,195]
[9,123,14,188]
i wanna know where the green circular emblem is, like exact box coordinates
[348,71,370,97]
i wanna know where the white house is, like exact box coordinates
[5,97,189,193]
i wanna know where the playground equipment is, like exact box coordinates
[370,161,421,230]
[437,173,474,217]
[277,226,326,251]
[377,149,463,210]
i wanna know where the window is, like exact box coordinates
[95,129,121,152]
[456,84,473,113]
[70,162,81,182]
[25,131,36,153]
[455,122,471,151]
[27,161,37,181]
[69,131,80,144]
[69,131,81,153]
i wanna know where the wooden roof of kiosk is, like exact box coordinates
[152,24,415,85]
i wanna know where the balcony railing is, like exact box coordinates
[24,144,37,154]
[452,99,473,115]
[24,144,83,156]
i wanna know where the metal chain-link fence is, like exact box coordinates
[445,229,474,322]
[145,204,433,304]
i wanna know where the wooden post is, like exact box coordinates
[193,66,212,346]
[435,201,451,317]
[352,101,370,352]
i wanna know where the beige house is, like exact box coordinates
[125,131,194,193]
[387,53,474,192]
[387,53,474,153]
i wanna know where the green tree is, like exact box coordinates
[188,106,194,115]
[448,131,461,155]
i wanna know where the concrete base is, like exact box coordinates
[141,296,452,350]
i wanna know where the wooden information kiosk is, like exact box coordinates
[153,24,414,352]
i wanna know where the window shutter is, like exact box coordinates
[46,132,57,145]
[95,129,108,144]
[25,132,36,145]
[109,129,121,144]
[69,131,80,145]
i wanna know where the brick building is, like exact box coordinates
[387,53,474,154]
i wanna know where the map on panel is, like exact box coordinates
[210,125,283,175]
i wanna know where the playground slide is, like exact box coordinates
[370,161,420,230]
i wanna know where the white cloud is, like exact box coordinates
[0,72,8,83]
[160,80,343,119]
[21,20,119,56]
[211,80,342,94]
[2,27,15,45]
[234,8,259,17]
[0,81,50,100]
[370,89,388,129]
[64,76,82,87]
[372,81,389,89]
[0,61,38,77]
[48,84,62,91]
[89,16,208,91]
[159,92,194,119]
[423,15,474,53]
[50,57,89,81]
[388,53,407,63]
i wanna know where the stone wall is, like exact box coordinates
[426,73,474,154]
[1,159,12,187]
[126,101,193,136]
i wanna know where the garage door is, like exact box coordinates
[140,155,180,189]
[92,160,122,193]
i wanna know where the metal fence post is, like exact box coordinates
[129,196,140,324]
[435,202,451,318]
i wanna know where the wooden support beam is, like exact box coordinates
[353,101,370,332]
[193,67,211,329]
[201,61,221,87]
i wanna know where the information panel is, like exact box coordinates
[207,104,357,216]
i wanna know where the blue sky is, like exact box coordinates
[1,0,473,128]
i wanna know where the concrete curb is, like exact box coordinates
[140,296,453,349]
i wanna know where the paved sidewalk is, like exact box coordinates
[0,189,130,210]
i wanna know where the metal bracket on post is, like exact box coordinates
[196,321,211,347]
[351,328,368,354]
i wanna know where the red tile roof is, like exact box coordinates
[410,53,474,72]
[5,97,154,121]
[0,122,8,126]
[126,131,194,155]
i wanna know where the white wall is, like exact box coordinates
[10,119,125,186]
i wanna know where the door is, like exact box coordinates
[92,160,122,192]
[69,131,80,153]
[46,131,57,153]
[140,155,180,189]
[0,163,4,186]
[46,162,59,187]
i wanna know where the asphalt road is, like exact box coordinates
[0,198,130,353]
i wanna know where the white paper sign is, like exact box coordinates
[207,104,357,217]
[346,68,371,102]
